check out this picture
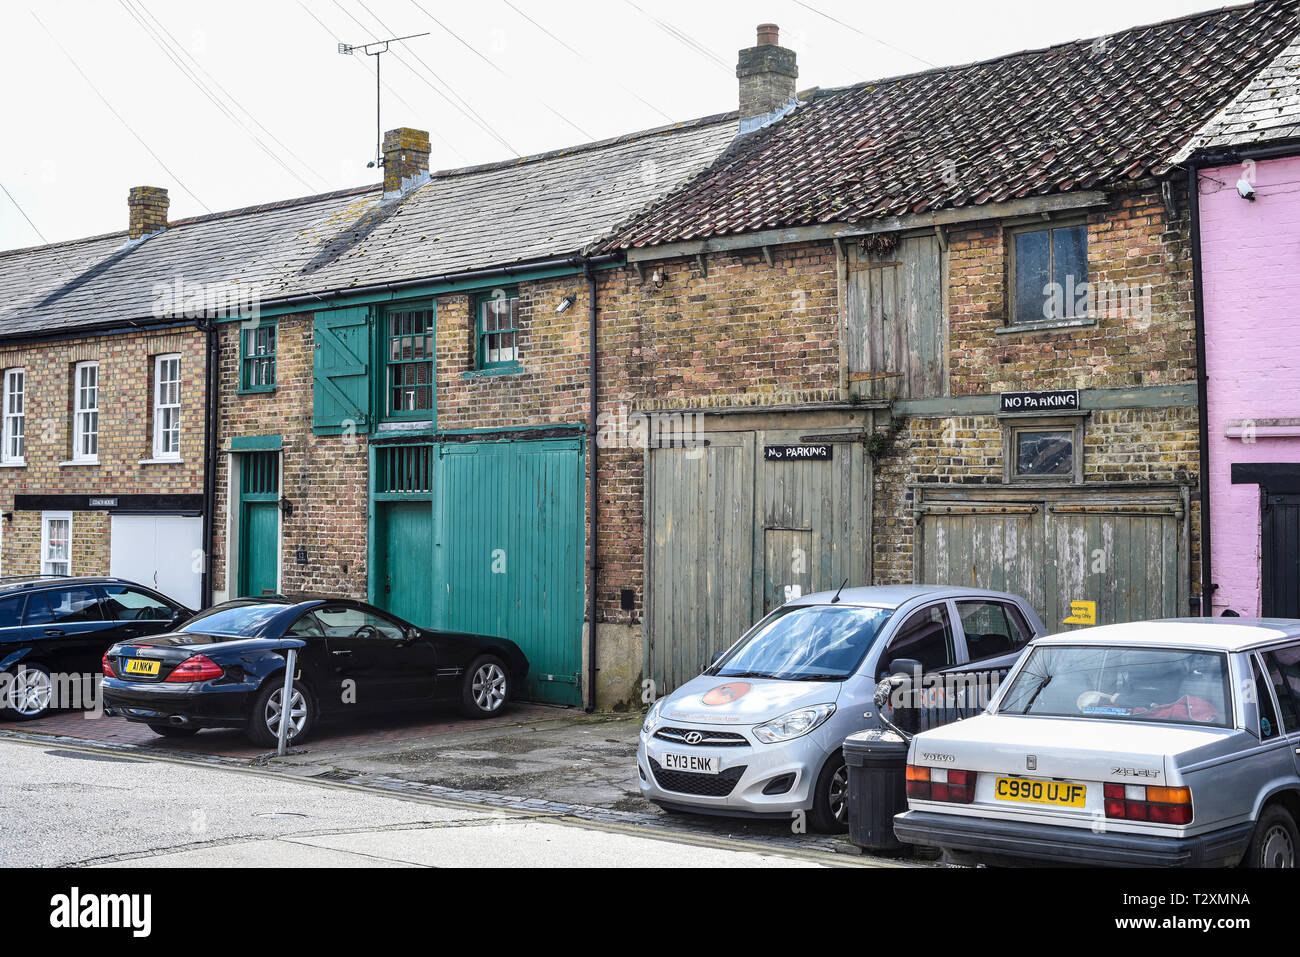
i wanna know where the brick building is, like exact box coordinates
[593,3,1296,699]
[4,2,1295,714]
[1178,33,1300,616]
[0,188,212,607]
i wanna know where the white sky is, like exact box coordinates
[0,0,1224,251]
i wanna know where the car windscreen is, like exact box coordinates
[713,605,894,681]
[176,604,285,639]
[996,645,1232,728]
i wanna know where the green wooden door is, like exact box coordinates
[431,438,584,706]
[238,452,280,598]
[379,502,433,627]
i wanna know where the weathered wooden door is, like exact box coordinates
[916,488,1189,630]
[645,431,869,694]
[1263,494,1300,618]
[845,235,945,400]
[919,504,1045,614]
[645,433,755,696]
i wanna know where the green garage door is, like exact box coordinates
[431,438,584,706]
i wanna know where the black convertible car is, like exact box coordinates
[101,596,528,746]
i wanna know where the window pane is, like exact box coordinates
[1014,230,1051,323]
[956,600,1024,660]
[1016,430,1074,476]
[101,586,174,621]
[1053,224,1088,318]
[885,604,956,672]
[0,595,24,628]
[999,646,1231,727]
[1263,650,1300,732]
[43,588,103,624]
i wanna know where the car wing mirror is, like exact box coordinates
[709,650,725,669]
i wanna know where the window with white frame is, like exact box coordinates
[71,361,99,462]
[41,512,72,576]
[2,368,25,464]
[152,354,181,459]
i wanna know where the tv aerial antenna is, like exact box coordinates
[337,32,430,169]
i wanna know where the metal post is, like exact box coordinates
[276,648,297,757]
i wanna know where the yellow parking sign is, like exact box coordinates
[1063,600,1097,626]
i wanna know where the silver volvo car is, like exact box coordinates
[637,585,1046,831]
[894,619,1300,867]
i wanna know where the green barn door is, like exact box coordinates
[372,444,435,628]
[432,438,583,706]
[239,452,280,597]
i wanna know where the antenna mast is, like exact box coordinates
[337,32,430,168]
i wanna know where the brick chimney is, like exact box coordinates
[737,23,798,135]
[128,186,169,239]
[381,127,431,197]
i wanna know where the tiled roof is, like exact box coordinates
[602,0,1298,251]
[0,112,738,338]
[1176,32,1300,155]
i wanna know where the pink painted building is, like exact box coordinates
[1185,36,1300,617]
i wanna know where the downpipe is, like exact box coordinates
[584,259,599,714]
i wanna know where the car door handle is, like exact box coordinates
[331,649,353,658]
[44,629,67,637]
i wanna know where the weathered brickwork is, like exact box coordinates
[591,242,841,623]
[211,314,368,600]
[870,407,1202,587]
[949,189,1195,395]
[0,327,206,577]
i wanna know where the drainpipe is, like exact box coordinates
[584,259,599,713]
[1186,162,1213,617]
[199,319,218,608]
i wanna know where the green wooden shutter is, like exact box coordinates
[312,306,373,434]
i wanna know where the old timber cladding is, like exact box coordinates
[846,235,945,400]
[916,485,1191,628]
[644,431,868,694]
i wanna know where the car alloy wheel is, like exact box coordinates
[471,662,507,713]
[829,762,850,824]
[264,687,308,740]
[12,667,53,717]
[1260,823,1296,868]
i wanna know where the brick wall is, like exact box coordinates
[0,326,206,576]
[212,314,368,599]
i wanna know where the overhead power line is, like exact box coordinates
[406,0,593,140]
[131,0,328,184]
[116,0,322,193]
[500,0,674,122]
[621,0,732,74]
[0,181,51,245]
[338,0,520,155]
[788,0,935,68]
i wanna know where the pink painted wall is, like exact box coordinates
[1200,156,1300,615]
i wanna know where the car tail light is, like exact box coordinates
[906,764,978,804]
[101,653,117,679]
[164,654,224,683]
[1104,783,1192,825]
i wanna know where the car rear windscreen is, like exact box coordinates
[997,645,1232,728]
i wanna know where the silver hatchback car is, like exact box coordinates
[895,619,1300,867]
[638,585,1046,831]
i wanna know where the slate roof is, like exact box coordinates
[602,0,1299,251]
[0,112,738,338]
[1176,32,1300,155]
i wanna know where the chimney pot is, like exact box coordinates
[127,186,169,240]
[736,24,798,135]
[381,127,431,197]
